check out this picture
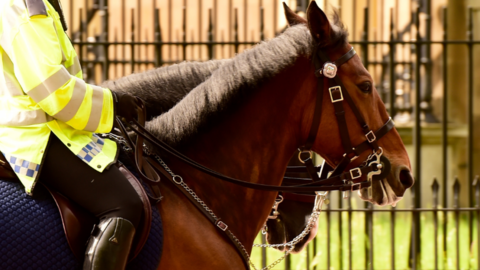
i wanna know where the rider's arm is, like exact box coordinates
[3,10,114,133]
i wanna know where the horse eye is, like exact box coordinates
[358,82,372,93]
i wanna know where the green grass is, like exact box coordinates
[250,210,479,270]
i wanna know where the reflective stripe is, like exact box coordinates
[52,77,86,122]
[66,56,81,75]
[84,85,104,132]
[25,0,47,17]
[27,67,71,102]
[0,109,53,126]
[2,153,41,179]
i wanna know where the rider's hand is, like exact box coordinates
[112,91,140,122]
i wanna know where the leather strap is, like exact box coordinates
[115,102,163,204]
[128,120,373,193]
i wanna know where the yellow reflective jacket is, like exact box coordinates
[0,0,117,195]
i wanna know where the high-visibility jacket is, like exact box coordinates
[0,0,117,195]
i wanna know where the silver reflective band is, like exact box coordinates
[52,77,86,122]
[0,109,53,126]
[66,56,81,75]
[27,67,71,102]
[84,85,104,132]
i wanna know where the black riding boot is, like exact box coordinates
[83,217,135,270]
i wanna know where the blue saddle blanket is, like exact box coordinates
[0,179,163,270]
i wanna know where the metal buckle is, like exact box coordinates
[216,221,228,231]
[267,195,284,219]
[322,62,337,78]
[298,150,313,164]
[365,130,376,143]
[350,181,361,192]
[349,168,362,179]
[329,86,344,103]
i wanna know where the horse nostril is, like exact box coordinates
[399,169,414,189]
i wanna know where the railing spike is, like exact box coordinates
[432,177,439,207]
[453,176,460,208]
[431,177,439,192]
[474,175,480,207]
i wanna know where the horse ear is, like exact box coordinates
[283,2,307,26]
[306,1,333,45]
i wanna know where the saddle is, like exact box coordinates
[0,103,161,262]
[1,155,153,262]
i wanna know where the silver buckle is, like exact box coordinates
[216,221,228,231]
[349,168,362,179]
[329,86,343,103]
[298,150,313,164]
[322,62,337,78]
[351,182,361,192]
[365,130,376,143]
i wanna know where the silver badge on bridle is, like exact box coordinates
[322,62,337,78]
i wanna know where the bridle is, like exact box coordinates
[115,44,396,270]
[281,45,395,198]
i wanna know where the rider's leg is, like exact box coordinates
[39,134,143,270]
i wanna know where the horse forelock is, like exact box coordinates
[145,24,315,147]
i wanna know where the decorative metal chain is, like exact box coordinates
[254,192,325,249]
[249,192,326,270]
[101,133,132,152]
[253,208,322,249]
[154,154,326,270]
[154,155,219,221]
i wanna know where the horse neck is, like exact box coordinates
[167,57,315,249]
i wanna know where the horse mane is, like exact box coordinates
[145,24,316,147]
[102,59,230,119]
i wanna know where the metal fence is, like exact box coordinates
[66,0,480,269]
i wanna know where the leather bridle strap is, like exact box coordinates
[297,46,392,185]
[128,120,372,192]
[283,117,394,184]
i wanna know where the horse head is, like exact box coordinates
[288,1,413,205]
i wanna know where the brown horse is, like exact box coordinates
[127,2,414,269]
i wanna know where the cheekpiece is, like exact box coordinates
[322,62,337,78]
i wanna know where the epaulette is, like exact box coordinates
[25,0,47,17]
